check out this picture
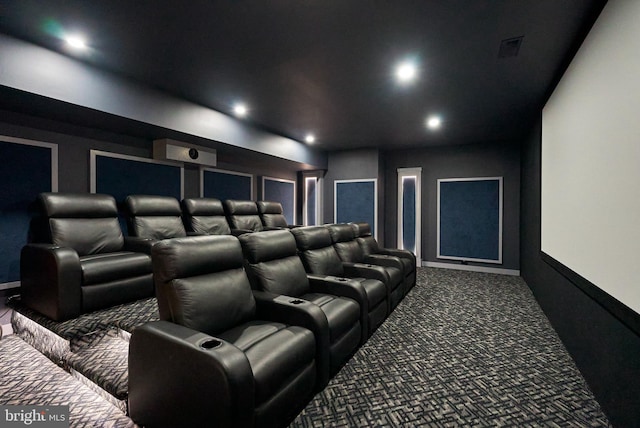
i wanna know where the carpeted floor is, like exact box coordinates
[291,267,611,427]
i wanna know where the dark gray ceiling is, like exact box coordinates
[0,1,605,150]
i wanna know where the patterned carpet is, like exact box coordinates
[291,267,611,427]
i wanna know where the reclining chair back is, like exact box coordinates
[290,226,345,276]
[239,229,310,296]
[152,235,256,334]
[125,195,186,240]
[349,222,380,255]
[38,193,125,255]
[223,200,263,232]
[181,198,231,235]
[256,201,289,228]
[327,223,365,263]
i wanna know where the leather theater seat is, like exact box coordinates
[124,195,186,253]
[239,229,362,374]
[181,197,231,235]
[351,222,417,290]
[328,223,406,309]
[20,193,153,321]
[129,235,327,428]
[256,201,297,229]
[290,226,389,336]
[223,199,266,234]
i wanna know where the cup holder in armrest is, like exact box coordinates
[200,339,222,350]
[289,299,305,305]
[336,277,348,282]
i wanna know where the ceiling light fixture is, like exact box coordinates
[395,61,417,84]
[65,35,87,50]
[426,116,442,130]
[305,134,316,144]
[233,103,248,117]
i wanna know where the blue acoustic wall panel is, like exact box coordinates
[402,177,417,253]
[263,178,295,225]
[202,169,252,201]
[438,177,502,263]
[93,152,183,202]
[305,178,317,225]
[0,138,56,284]
[335,180,376,234]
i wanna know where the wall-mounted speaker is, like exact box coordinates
[153,139,217,167]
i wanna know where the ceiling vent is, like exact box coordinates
[498,36,524,58]
[153,139,217,167]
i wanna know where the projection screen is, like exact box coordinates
[541,0,640,315]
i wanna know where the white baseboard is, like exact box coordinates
[423,261,520,276]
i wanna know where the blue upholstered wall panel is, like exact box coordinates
[335,180,376,230]
[263,178,295,225]
[438,178,501,262]
[402,177,416,253]
[0,140,54,283]
[306,179,316,225]
[203,170,252,201]
[95,155,182,202]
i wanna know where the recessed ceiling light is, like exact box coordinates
[233,103,248,117]
[426,115,442,130]
[65,35,87,50]
[305,134,316,144]
[395,61,417,84]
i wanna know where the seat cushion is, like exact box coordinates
[218,320,315,405]
[80,251,152,286]
[300,293,360,343]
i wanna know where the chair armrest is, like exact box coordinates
[307,274,368,315]
[379,248,416,265]
[231,228,253,236]
[129,321,254,428]
[343,262,389,284]
[363,254,403,271]
[124,236,157,255]
[20,244,82,321]
[253,290,330,389]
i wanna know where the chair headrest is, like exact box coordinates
[152,235,242,284]
[327,224,355,243]
[350,222,372,237]
[125,195,181,216]
[256,201,283,215]
[223,200,258,216]
[290,226,333,251]
[239,230,297,264]
[181,198,225,216]
[39,193,118,218]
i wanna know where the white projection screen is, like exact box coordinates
[541,0,640,315]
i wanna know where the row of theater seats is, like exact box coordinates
[18,192,417,427]
[21,193,294,321]
[131,227,416,427]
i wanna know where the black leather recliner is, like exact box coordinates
[223,200,266,235]
[327,223,406,308]
[124,195,187,253]
[239,229,362,372]
[129,235,327,428]
[290,226,389,335]
[181,197,231,235]
[256,201,298,229]
[20,193,154,321]
[351,222,417,290]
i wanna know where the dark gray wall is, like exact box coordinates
[521,119,640,428]
[383,141,521,269]
[0,111,300,200]
[323,148,384,239]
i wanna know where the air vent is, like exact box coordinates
[498,36,524,58]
